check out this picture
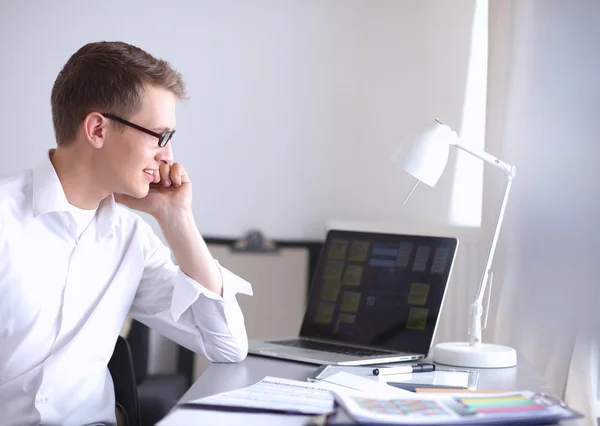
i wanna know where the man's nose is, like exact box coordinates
[155,143,173,165]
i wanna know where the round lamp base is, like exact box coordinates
[433,342,517,368]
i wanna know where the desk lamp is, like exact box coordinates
[392,119,517,368]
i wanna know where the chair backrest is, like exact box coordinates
[127,319,194,389]
[108,336,142,426]
[126,320,150,383]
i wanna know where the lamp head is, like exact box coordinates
[391,119,458,187]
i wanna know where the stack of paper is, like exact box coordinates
[180,376,334,415]
[157,372,405,425]
[158,372,582,425]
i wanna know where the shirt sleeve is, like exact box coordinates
[128,220,253,363]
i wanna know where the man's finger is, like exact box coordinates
[170,163,183,187]
[159,163,171,186]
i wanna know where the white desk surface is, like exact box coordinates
[156,354,583,426]
[180,354,556,403]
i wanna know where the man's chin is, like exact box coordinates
[135,188,150,198]
[121,187,149,199]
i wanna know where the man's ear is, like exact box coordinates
[83,112,107,149]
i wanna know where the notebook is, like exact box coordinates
[332,390,583,425]
[248,229,459,365]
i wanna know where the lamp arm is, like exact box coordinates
[468,164,515,346]
[453,143,514,175]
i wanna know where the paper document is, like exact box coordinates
[332,390,583,425]
[163,372,407,423]
[186,376,334,415]
[308,364,479,390]
[316,371,413,396]
[386,370,479,390]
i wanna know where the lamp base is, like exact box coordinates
[433,342,517,368]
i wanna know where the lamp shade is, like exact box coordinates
[391,120,456,187]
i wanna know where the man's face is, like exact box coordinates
[100,86,177,198]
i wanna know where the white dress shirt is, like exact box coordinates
[0,158,253,425]
[64,203,97,240]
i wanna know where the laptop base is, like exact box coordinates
[248,338,424,366]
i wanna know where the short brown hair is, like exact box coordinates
[51,41,187,145]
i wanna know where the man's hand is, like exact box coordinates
[116,162,223,295]
[115,162,192,221]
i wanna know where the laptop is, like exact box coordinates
[248,229,458,365]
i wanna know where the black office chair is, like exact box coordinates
[126,320,188,426]
[108,336,142,426]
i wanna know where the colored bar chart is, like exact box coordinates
[451,393,548,416]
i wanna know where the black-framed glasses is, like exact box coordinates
[102,113,175,147]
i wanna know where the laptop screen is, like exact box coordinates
[299,230,458,355]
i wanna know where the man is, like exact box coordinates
[0,41,253,425]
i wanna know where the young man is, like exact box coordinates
[0,41,253,425]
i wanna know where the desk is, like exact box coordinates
[180,354,555,402]
[160,354,567,425]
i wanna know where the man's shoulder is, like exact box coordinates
[110,205,166,253]
[113,203,142,225]
[112,204,155,234]
[0,169,33,213]
[0,169,32,192]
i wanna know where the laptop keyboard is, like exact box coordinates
[268,339,393,357]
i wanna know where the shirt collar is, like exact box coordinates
[32,154,119,238]
[32,157,71,216]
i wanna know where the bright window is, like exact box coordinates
[449,0,488,227]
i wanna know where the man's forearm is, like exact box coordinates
[157,209,223,296]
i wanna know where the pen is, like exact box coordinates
[372,363,436,376]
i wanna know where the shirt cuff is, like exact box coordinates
[170,260,253,321]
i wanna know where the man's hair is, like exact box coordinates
[51,41,187,145]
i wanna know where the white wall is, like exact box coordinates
[0,0,476,240]
[1,0,480,376]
